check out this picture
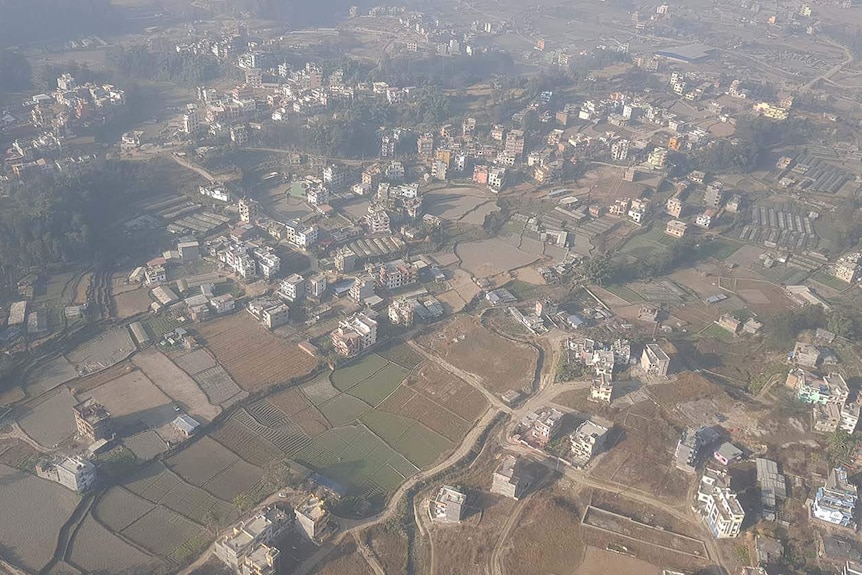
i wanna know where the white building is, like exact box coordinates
[331,312,378,357]
[214,505,292,572]
[278,274,306,302]
[36,456,96,493]
[570,419,610,466]
[696,469,745,538]
[295,495,329,540]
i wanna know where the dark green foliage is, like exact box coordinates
[32,62,110,92]
[107,46,221,87]
[766,305,826,347]
[371,52,516,90]
[0,49,32,92]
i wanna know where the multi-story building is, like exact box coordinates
[306,274,327,299]
[389,298,417,326]
[331,312,378,357]
[491,456,530,500]
[335,247,358,273]
[284,221,318,249]
[295,495,329,540]
[611,139,630,161]
[641,344,670,376]
[210,294,236,314]
[253,248,281,280]
[306,184,329,206]
[696,468,745,538]
[756,458,787,521]
[589,373,614,403]
[665,220,688,238]
[695,209,716,228]
[488,167,506,191]
[214,505,293,572]
[378,259,419,290]
[322,164,348,190]
[704,184,723,208]
[813,467,857,528]
[570,418,610,466]
[835,253,862,284]
[36,456,97,492]
[505,129,526,157]
[648,147,668,169]
[349,274,375,303]
[429,485,466,523]
[365,210,391,234]
[145,264,166,286]
[417,132,435,159]
[524,408,564,448]
[73,399,113,442]
[666,196,683,218]
[278,274,306,302]
[247,297,290,329]
[674,426,721,472]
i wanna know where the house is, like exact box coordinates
[756,458,787,521]
[704,184,723,208]
[238,197,260,223]
[215,505,293,571]
[491,456,531,500]
[429,485,466,523]
[485,288,517,306]
[36,456,96,492]
[589,373,613,404]
[330,312,377,357]
[389,297,418,326]
[377,259,419,290]
[726,195,742,213]
[641,343,670,376]
[172,414,200,437]
[349,274,375,303]
[73,399,113,442]
[675,426,721,472]
[278,274,306,302]
[812,467,857,528]
[145,264,166,286]
[211,294,236,314]
[665,220,688,238]
[295,495,330,540]
[666,197,683,218]
[247,297,290,329]
[306,274,328,299]
[835,253,862,284]
[524,408,564,448]
[696,468,745,538]
[713,442,743,466]
[177,241,200,260]
[716,314,741,334]
[695,209,716,228]
[570,418,610,466]
[755,535,783,566]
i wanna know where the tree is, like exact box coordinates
[233,492,254,513]
[262,459,292,492]
[582,254,613,286]
[0,49,31,92]
[204,508,222,535]
[827,430,860,466]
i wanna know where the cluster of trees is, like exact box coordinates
[688,115,810,173]
[107,46,221,87]
[0,161,162,297]
[582,237,700,285]
[766,304,860,347]
[202,0,366,26]
[372,52,515,91]
[0,49,31,93]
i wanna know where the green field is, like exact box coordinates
[330,354,390,391]
[811,271,850,291]
[376,343,424,370]
[348,363,409,405]
[318,394,372,427]
[603,284,644,303]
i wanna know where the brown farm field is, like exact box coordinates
[379,386,471,442]
[405,362,489,422]
[196,314,319,392]
[308,538,373,575]
[415,317,538,395]
[364,524,408,575]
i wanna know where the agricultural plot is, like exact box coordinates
[301,374,341,406]
[318,394,373,427]
[94,487,156,532]
[192,366,247,408]
[172,349,217,375]
[121,506,205,559]
[331,355,390,391]
[423,185,497,223]
[167,436,244,487]
[124,430,168,460]
[456,238,540,279]
[376,343,424,370]
[0,440,40,469]
[202,460,264,502]
[114,287,153,319]
[68,516,162,575]
[379,386,470,442]
[132,350,220,422]
[80,370,175,433]
[416,317,538,394]
[65,327,135,375]
[196,314,318,392]
[236,404,311,456]
[0,463,80,572]
[211,418,283,467]
[404,362,489,422]
[17,387,77,447]
[308,540,373,575]
[267,387,330,437]
[23,355,78,396]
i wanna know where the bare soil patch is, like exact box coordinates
[132,350,220,422]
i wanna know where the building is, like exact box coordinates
[713,442,743,466]
[349,274,375,303]
[589,373,613,404]
[295,495,330,540]
[238,198,259,223]
[335,247,357,272]
[505,129,526,157]
[813,467,857,528]
[696,468,745,538]
[491,456,531,500]
[429,485,466,523]
[278,274,306,302]
[611,139,630,161]
[417,132,434,159]
[665,220,688,238]
[648,147,668,169]
[666,197,683,218]
[306,274,328,299]
[524,408,564,448]
[791,341,821,368]
[570,418,610,466]
[835,253,862,284]
[488,166,506,191]
[247,297,290,329]
[716,314,741,334]
[172,414,200,437]
[177,241,200,260]
[365,210,391,234]
[36,456,96,492]
[695,209,716,228]
[211,294,236,314]
[641,343,670,376]
[330,312,377,357]
[389,297,417,326]
[704,184,723,208]
[674,426,721,472]
[322,164,348,190]
[378,259,419,290]
[756,458,787,521]
[73,399,113,442]
[214,505,293,571]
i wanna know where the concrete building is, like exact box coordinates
[491,456,530,500]
[570,418,610,466]
[349,274,375,303]
[306,274,328,299]
[641,343,670,376]
[177,241,200,260]
[665,219,687,238]
[813,467,857,528]
[611,139,630,161]
[666,196,683,217]
[247,297,290,329]
[589,373,613,404]
[214,505,293,571]
[365,209,391,234]
[378,259,419,290]
[756,458,787,521]
[36,456,96,492]
[713,442,743,466]
[278,274,306,302]
[696,468,745,538]
[295,495,330,540]
[835,253,862,284]
[335,247,358,272]
[429,485,466,523]
[704,184,723,208]
[389,297,417,326]
[524,408,564,448]
[331,312,377,357]
[211,294,236,314]
[322,164,348,190]
[695,209,716,228]
[238,198,259,223]
[73,399,113,442]
[674,426,721,473]
[417,132,435,159]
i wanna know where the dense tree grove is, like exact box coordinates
[107,46,222,87]
[0,50,32,92]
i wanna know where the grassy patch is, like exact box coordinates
[603,284,644,303]
[702,323,737,342]
[811,271,850,291]
[330,354,389,391]
[376,343,424,370]
[394,424,452,468]
[701,238,742,260]
[360,410,415,446]
[318,394,372,427]
[348,363,409,406]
